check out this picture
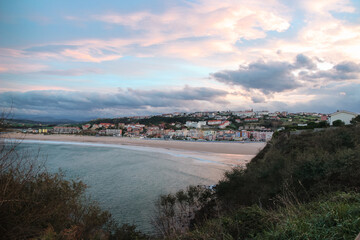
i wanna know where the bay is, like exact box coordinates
[16,140,251,233]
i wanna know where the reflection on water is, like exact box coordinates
[16,140,254,233]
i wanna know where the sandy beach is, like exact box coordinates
[6,133,266,156]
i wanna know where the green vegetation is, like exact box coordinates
[216,124,360,206]
[258,192,360,239]
[179,192,360,240]
[152,185,215,238]
[333,119,345,126]
[171,123,360,239]
[351,115,360,124]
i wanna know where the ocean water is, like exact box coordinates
[16,140,253,233]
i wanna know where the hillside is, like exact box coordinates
[172,123,360,239]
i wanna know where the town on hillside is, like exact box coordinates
[8,110,359,142]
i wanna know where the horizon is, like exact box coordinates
[1,0,360,119]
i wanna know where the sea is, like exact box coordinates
[15,140,254,233]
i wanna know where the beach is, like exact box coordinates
[4,134,266,231]
[10,135,255,232]
[7,133,266,155]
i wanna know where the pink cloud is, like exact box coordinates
[0,84,73,93]
[301,0,355,14]
[0,63,48,73]
[0,0,290,66]
[2,0,359,72]
[61,48,121,63]
[94,0,290,43]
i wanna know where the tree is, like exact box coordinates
[350,115,360,124]
[333,119,345,126]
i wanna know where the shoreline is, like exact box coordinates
[6,133,266,155]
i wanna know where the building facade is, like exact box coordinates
[328,110,358,125]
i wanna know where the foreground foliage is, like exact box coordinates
[179,192,360,240]
[152,185,215,238]
[174,124,360,239]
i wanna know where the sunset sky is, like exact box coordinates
[1,0,360,120]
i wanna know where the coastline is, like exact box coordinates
[6,133,266,155]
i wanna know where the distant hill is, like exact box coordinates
[10,116,88,125]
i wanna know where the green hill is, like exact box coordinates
[173,124,360,239]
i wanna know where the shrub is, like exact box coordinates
[152,185,214,238]
[256,192,360,240]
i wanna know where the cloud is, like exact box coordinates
[211,54,360,94]
[24,45,79,53]
[37,68,102,76]
[251,95,266,103]
[0,63,48,73]
[211,54,315,93]
[334,61,360,73]
[19,43,123,63]
[225,81,360,114]
[301,61,360,81]
[93,0,290,43]
[8,0,289,64]
[1,0,359,116]
[301,0,355,14]
[0,87,229,118]
[295,54,317,69]
[286,83,360,113]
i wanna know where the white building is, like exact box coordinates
[106,129,122,136]
[233,110,255,117]
[255,110,269,116]
[328,110,358,125]
[185,121,207,128]
[53,126,80,134]
[207,120,223,125]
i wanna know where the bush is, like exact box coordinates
[256,192,360,240]
[333,119,345,126]
[179,205,271,240]
[0,139,111,239]
[152,185,214,238]
[179,191,360,240]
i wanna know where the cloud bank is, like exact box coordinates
[0,86,229,119]
[211,54,360,95]
[1,0,360,117]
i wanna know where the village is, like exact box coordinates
[16,109,359,142]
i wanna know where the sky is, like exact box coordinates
[0,0,360,120]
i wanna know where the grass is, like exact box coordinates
[178,192,360,240]
[257,192,360,240]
